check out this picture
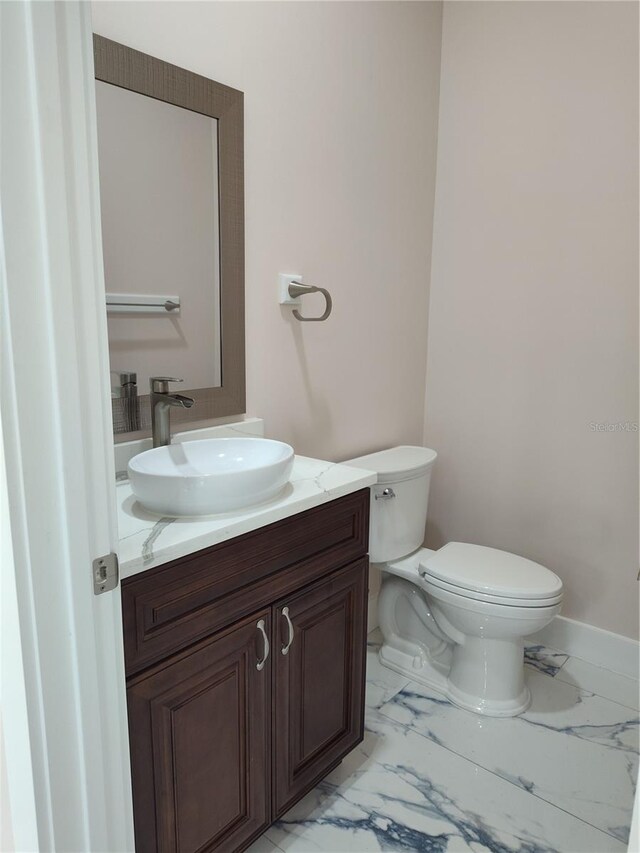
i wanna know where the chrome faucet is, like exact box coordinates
[150,377,195,447]
[119,371,140,432]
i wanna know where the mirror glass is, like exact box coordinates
[96,81,221,399]
[93,34,245,440]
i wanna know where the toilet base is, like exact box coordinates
[378,640,532,717]
[377,553,559,718]
[447,678,531,717]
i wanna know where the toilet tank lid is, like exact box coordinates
[421,542,563,600]
[344,446,437,484]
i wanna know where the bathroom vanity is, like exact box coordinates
[116,449,375,852]
[97,33,378,852]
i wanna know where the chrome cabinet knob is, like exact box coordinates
[256,619,270,671]
[281,607,294,655]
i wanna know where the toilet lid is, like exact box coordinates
[345,446,437,484]
[420,542,563,601]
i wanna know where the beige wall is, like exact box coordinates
[92,1,638,638]
[424,2,639,638]
[92,0,443,460]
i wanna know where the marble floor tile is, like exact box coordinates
[521,670,638,755]
[266,709,625,853]
[554,656,640,712]
[246,834,286,853]
[249,633,638,852]
[524,644,569,677]
[377,668,638,842]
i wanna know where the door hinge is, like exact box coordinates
[93,552,119,595]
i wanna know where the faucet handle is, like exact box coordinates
[150,376,184,394]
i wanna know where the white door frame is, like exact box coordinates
[1,2,133,849]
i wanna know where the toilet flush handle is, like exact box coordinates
[375,488,396,501]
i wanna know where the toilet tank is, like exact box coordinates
[344,446,437,563]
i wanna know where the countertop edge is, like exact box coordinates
[117,457,376,580]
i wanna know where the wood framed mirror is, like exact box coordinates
[93,34,245,441]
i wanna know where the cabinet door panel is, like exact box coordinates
[127,611,271,853]
[273,559,368,816]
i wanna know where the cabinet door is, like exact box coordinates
[127,610,271,853]
[273,558,368,816]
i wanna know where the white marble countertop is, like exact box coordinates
[117,455,376,579]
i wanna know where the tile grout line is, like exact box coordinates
[523,651,639,714]
[549,676,639,714]
[552,670,640,714]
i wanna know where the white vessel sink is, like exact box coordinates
[128,437,295,516]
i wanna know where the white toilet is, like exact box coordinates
[347,446,563,717]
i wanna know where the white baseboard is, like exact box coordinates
[531,615,639,679]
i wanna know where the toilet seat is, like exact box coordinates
[419,542,563,606]
[386,546,563,608]
[419,572,564,608]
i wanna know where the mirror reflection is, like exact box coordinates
[93,33,245,440]
[95,80,222,429]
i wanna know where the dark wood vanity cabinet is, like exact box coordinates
[122,489,369,853]
[127,611,272,853]
[273,561,367,816]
